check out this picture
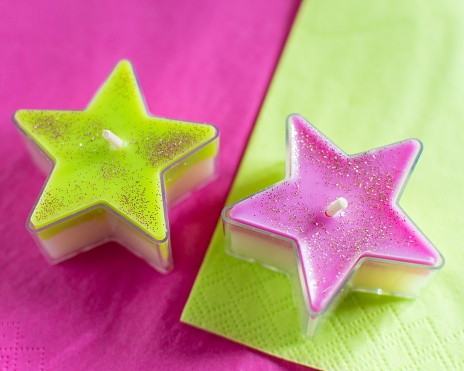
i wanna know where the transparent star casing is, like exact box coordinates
[222,114,444,338]
[13,61,219,274]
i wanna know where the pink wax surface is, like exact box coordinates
[230,115,440,313]
[0,1,307,370]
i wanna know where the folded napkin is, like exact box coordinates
[182,0,464,368]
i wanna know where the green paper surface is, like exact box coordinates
[182,0,464,369]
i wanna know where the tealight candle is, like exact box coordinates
[222,114,443,337]
[13,60,219,273]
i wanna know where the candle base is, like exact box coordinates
[29,206,173,273]
[222,198,444,338]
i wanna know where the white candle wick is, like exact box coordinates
[326,197,348,217]
[102,130,123,149]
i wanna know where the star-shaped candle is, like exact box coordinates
[13,61,219,273]
[222,114,443,337]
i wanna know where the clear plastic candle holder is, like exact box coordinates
[222,114,444,337]
[13,60,219,273]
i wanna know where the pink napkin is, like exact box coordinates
[0,0,310,369]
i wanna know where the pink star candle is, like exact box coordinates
[222,114,444,337]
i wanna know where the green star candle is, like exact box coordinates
[13,61,219,273]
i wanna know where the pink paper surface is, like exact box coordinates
[0,1,308,369]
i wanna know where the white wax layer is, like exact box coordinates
[224,221,439,338]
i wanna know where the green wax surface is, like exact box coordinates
[15,61,216,240]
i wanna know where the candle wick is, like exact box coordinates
[326,197,348,217]
[102,130,123,149]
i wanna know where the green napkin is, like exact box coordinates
[182,0,464,368]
